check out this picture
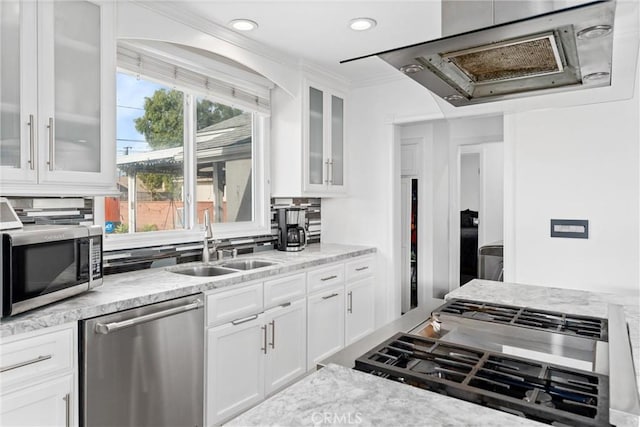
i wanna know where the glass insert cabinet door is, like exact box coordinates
[330,94,344,186]
[308,86,324,186]
[45,0,102,173]
[306,84,345,192]
[0,1,22,169]
[0,1,38,183]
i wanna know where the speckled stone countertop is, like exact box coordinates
[229,279,640,427]
[0,244,375,338]
[226,363,544,427]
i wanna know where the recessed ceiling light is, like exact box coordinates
[229,19,258,31]
[349,17,377,31]
[577,25,612,40]
[400,64,424,74]
[583,72,610,83]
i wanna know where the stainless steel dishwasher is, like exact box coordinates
[81,294,204,427]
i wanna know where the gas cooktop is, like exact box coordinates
[353,299,618,426]
[435,299,608,341]
[355,333,610,426]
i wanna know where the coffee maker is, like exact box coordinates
[276,207,308,251]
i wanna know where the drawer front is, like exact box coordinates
[307,263,344,294]
[345,256,375,282]
[1,325,74,388]
[206,282,264,327]
[264,273,306,309]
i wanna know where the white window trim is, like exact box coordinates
[99,75,271,252]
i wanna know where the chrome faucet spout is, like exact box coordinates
[204,210,212,239]
[203,210,212,262]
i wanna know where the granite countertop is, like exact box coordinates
[226,363,544,427]
[0,243,375,338]
[229,279,640,427]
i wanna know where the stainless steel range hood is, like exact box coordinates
[342,0,617,107]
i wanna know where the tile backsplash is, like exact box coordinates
[3,196,321,274]
[6,197,94,225]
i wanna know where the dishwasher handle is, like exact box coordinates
[95,299,203,335]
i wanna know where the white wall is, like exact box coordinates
[504,91,639,296]
[480,142,504,247]
[321,78,442,326]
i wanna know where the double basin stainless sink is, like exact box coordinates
[169,259,278,277]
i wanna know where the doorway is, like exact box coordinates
[401,177,418,313]
[459,152,480,285]
[456,143,504,287]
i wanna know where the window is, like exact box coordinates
[107,74,185,234]
[101,44,271,250]
[195,96,253,227]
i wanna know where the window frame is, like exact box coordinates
[97,70,271,252]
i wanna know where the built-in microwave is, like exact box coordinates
[1,225,103,317]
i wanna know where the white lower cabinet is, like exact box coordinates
[264,298,307,395]
[0,323,77,427]
[205,277,307,426]
[206,313,265,426]
[307,286,345,369]
[1,374,74,426]
[345,276,376,346]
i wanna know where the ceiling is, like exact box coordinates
[161,1,442,85]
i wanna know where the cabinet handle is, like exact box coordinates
[231,313,259,326]
[279,302,291,308]
[348,291,353,314]
[324,159,330,184]
[0,354,52,373]
[28,114,35,170]
[355,266,369,272]
[95,300,203,334]
[321,275,337,282]
[89,238,94,289]
[328,158,333,185]
[261,325,268,354]
[47,117,54,171]
[269,320,275,349]
[322,292,339,300]
[63,393,70,427]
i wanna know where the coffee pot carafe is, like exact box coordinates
[276,207,307,251]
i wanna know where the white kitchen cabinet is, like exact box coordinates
[0,0,116,196]
[0,323,78,427]
[1,375,74,427]
[270,78,346,197]
[307,285,345,369]
[345,256,376,346]
[304,80,346,195]
[264,298,306,395]
[205,276,307,425]
[345,276,376,345]
[206,313,265,426]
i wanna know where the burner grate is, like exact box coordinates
[355,333,611,426]
[438,299,607,341]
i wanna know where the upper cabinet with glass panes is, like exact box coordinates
[271,77,346,197]
[0,0,116,196]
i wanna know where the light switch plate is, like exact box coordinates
[550,219,589,239]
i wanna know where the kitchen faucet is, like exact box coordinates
[203,209,237,261]
[203,209,213,263]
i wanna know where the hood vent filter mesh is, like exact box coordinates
[443,34,564,83]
